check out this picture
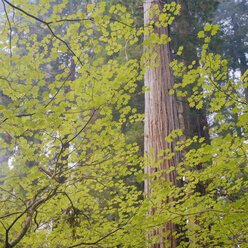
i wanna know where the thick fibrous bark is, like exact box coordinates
[144,1,179,247]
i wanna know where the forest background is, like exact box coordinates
[0,0,247,247]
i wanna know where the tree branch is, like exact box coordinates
[0,212,23,220]
[68,226,123,247]
[5,185,58,247]
[2,0,83,67]
[1,0,12,56]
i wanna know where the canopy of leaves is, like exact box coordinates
[0,0,247,247]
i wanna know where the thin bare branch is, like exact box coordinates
[7,186,58,247]
[69,226,123,247]
[65,108,98,146]
[0,187,25,205]
[1,0,12,56]
[2,0,84,67]
[0,212,23,220]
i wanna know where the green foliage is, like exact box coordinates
[167,23,248,246]
[0,1,248,247]
[0,1,179,247]
[171,0,220,63]
[0,0,145,246]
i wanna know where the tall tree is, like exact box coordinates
[1,1,248,247]
[143,1,180,247]
[143,0,219,246]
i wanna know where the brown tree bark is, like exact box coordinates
[143,1,180,247]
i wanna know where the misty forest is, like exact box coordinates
[0,0,247,247]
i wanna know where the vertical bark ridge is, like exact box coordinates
[144,1,180,247]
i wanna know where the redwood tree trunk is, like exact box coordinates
[144,1,179,247]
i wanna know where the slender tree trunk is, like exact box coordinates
[144,1,179,247]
